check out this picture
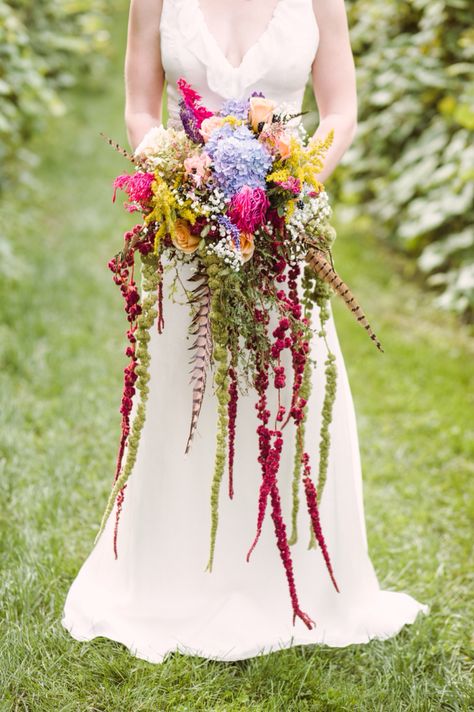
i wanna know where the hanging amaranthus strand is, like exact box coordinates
[313,278,338,502]
[302,452,340,593]
[288,344,313,546]
[269,461,315,630]
[156,260,165,333]
[108,225,144,489]
[245,361,271,563]
[94,251,160,551]
[247,301,293,560]
[227,365,238,499]
[287,275,316,546]
[205,257,230,572]
[317,352,337,497]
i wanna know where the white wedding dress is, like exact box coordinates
[61,0,430,663]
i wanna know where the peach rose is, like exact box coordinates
[238,232,255,262]
[199,116,226,142]
[275,131,292,159]
[249,96,277,132]
[171,219,200,254]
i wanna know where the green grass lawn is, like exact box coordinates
[1,5,473,710]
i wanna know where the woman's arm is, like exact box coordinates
[309,0,358,184]
[124,0,165,151]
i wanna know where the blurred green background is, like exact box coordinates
[0,1,472,710]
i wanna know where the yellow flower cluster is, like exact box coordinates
[145,173,202,252]
[266,168,291,183]
[222,115,244,128]
[267,129,334,188]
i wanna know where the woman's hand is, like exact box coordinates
[309,0,358,184]
[125,0,165,152]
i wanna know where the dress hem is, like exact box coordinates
[61,602,430,665]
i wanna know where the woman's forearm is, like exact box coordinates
[309,113,357,185]
[125,111,162,153]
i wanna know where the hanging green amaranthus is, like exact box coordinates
[204,256,230,572]
[287,272,315,547]
[94,251,160,545]
[302,272,338,550]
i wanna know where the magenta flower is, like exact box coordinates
[177,77,214,128]
[276,177,301,195]
[227,186,270,233]
[112,171,155,206]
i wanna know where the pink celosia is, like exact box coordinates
[227,185,270,233]
[177,77,214,128]
[112,171,155,205]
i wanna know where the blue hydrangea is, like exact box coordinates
[219,98,250,119]
[205,124,273,197]
[205,122,234,152]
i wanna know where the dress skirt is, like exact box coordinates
[61,258,430,663]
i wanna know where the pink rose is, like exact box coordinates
[183,153,212,187]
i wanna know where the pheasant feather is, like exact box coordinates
[99,132,138,165]
[305,247,384,353]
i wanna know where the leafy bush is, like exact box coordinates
[307,0,474,317]
[0,0,112,189]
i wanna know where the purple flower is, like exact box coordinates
[217,214,241,250]
[206,124,273,197]
[219,98,250,119]
[179,100,204,144]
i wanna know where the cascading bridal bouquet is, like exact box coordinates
[96,78,383,629]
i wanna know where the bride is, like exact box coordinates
[61,0,430,663]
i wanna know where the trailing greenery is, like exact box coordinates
[205,256,231,573]
[304,0,474,318]
[94,251,160,546]
[0,0,112,190]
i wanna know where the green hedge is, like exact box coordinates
[0,0,112,188]
[306,0,474,317]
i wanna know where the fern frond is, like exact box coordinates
[185,269,213,453]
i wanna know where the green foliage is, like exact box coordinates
[305,0,474,317]
[0,0,112,189]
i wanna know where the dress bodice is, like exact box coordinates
[160,0,320,124]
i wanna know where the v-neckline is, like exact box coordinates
[194,0,284,72]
